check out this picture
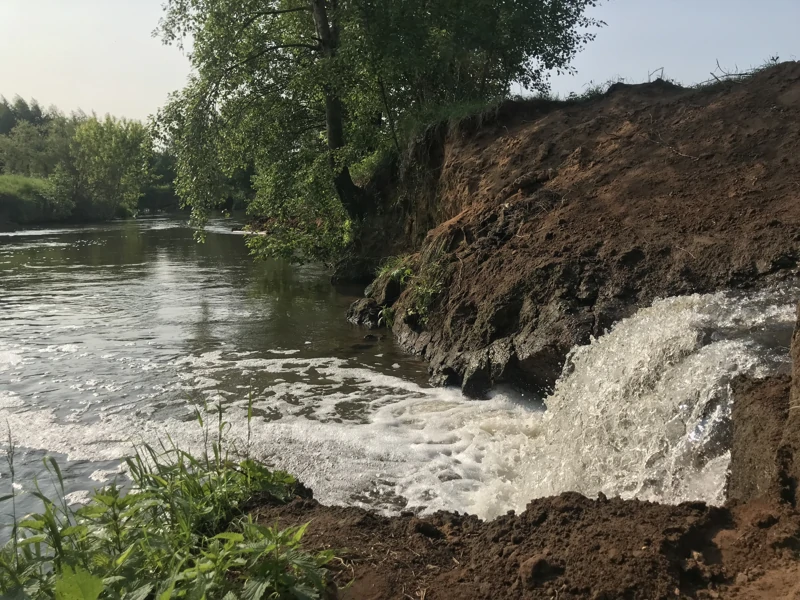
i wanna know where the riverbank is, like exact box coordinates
[349,60,800,397]
[255,308,800,599]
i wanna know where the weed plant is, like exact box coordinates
[0,402,333,600]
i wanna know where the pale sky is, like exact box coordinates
[1,0,798,121]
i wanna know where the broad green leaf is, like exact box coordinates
[115,542,137,567]
[18,519,45,531]
[54,565,104,600]
[241,578,269,600]
[17,535,47,546]
[212,532,244,543]
[158,580,176,600]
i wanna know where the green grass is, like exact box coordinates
[0,404,334,600]
[0,174,71,225]
[0,174,52,198]
[406,261,446,325]
[375,255,413,284]
[401,99,504,138]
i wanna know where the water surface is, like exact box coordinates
[1,218,798,524]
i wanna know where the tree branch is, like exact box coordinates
[224,43,319,74]
[239,6,312,33]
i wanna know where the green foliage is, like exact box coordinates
[398,99,504,141]
[349,146,395,188]
[0,96,171,225]
[0,174,72,225]
[0,96,47,136]
[406,255,447,325]
[377,305,395,329]
[157,0,603,261]
[376,255,413,285]
[0,408,334,599]
[61,116,153,220]
[375,253,446,326]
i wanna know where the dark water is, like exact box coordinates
[0,218,429,520]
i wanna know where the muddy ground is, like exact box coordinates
[256,308,800,599]
[257,494,800,599]
[350,61,800,396]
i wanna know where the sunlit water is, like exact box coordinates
[0,218,797,526]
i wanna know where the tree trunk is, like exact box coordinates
[310,0,365,219]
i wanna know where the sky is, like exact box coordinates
[0,0,798,121]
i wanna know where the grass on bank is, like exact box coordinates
[0,404,334,600]
[0,174,71,226]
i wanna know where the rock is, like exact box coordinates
[346,298,380,329]
[372,276,403,307]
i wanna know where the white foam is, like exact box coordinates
[0,346,23,372]
[64,490,92,506]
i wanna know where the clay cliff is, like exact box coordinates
[350,61,800,396]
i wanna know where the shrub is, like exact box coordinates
[0,174,71,225]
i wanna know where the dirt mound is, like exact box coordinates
[256,490,800,599]
[353,61,800,394]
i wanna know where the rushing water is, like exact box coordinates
[0,218,797,523]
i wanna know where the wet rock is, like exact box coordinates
[346,298,380,329]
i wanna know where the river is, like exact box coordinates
[1,218,798,524]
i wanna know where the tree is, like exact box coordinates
[61,116,152,220]
[0,95,158,225]
[0,99,16,136]
[158,0,601,260]
[0,116,76,178]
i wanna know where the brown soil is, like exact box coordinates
[257,495,800,600]
[352,61,800,395]
[255,309,800,599]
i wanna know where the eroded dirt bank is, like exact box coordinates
[349,61,800,395]
[256,308,800,599]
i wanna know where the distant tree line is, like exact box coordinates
[0,96,180,226]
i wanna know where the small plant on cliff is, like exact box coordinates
[377,255,414,285]
[0,407,334,599]
[407,255,448,326]
[378,305,396,328]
